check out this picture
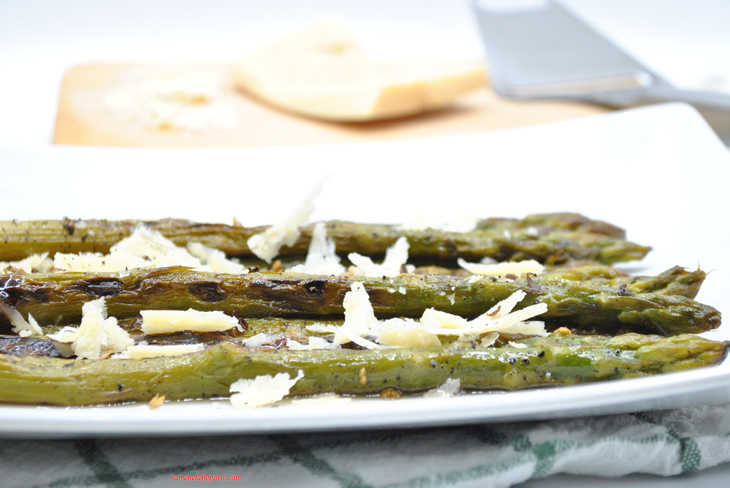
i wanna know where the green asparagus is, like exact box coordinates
[0,333,724,406]
[0,213,651,265]
[0,267,720,335]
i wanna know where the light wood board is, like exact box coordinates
[53,64,610,147]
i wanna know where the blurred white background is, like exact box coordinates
[1,0,730,146]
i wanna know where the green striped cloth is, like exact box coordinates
[3,403,730,488]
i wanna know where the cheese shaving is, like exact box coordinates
[48,298,133,359]
[229,370,304,408]
[457,258,545,277]
[421,290,548,336]
[349,237,409,277]
[186,242,245,274]
[54,226,202,273]
[0,302,43,337]
[377,318,441,348]
[117,343,205,359]
[423,378,461,398]
[288,222,345,275]
[140,309,242,335]
[0,252,53,273]
[286,336,340,350]
[247,177,327,263]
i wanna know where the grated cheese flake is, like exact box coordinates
[54,226,203,273]
[118,343,205,359]
[0,302,44,337]
[230,370,304,408]
[48,298,133,359]
[423,378,461,398]
[186,242,245,274]
[0,252,53,273]
[349,237,409,277]
[247,177,327,263]
[141,309,242,335]
[288,222,345,275]
[421,290,548,337]
[457,258,545,278]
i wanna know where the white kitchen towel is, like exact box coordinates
[2,402,729,488]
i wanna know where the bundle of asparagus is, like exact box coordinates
[0,213,725,406]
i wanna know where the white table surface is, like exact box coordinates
[1,1,729,486]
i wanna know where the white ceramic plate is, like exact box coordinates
[1,103,728,437]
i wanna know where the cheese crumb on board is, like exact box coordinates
[233,17,487,121]
[140,309,242,335]
[247,177,327,263]
[457,258,545,278]
[288,222,345,275]
[48,298,133,359]
[229,370,304,408]
[349,237,409,278]
[104,71,239,134]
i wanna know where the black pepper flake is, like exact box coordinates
[614,367,619,374]
[618,284,628,296]
[575,375,582,382]
[117,382,123,392]
[522,358,530,365]
[537,350,545,358]
[508,357,516,365]
[430,360,437,368]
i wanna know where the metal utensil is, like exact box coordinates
[472,0,730,144]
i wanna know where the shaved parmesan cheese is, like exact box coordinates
[242,333,285,348]
[141,309,242,335]
[421,291,548,337]
[229,370,304,408]
[48,298,133,359]
[247,178,327,263]
[118,343,205,359]
[480,331,500,347]
[457,258,545,277]
[54,226,202,272]
[349,237,409,277]
[288,222,345,275]
[186,242,245,274]
[0,252,53,273]
[508,341,529,349]
[286,336,340,350]
[0,302,43,337]
[423,378,461,398]
[378,318,441,348]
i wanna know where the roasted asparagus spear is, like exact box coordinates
[0,333,724,406]
[1,268,720,335]
[0,213,651,265]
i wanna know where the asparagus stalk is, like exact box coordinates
[0,213,651,265]
[0,333,724,406]
[1,268,720,335]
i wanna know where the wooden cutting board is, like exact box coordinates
[53,64,610,147]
